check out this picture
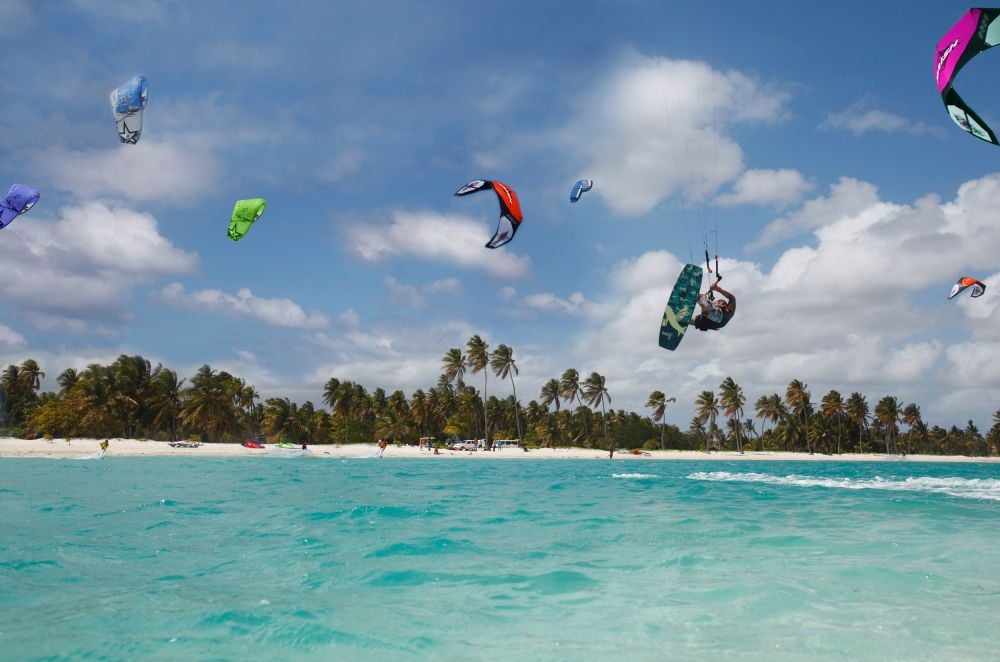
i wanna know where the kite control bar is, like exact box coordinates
[705,250,722,302]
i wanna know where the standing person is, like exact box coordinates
[377,438,388,458]
[608,443,614,459]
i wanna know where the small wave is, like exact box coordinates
[687,471,1000,501]
[70,452,104,460]
[613,473,658,479]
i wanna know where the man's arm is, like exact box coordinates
[711,283,735,310]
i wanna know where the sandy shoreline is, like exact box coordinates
[1,437,997,463]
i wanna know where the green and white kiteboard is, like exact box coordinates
[658,263,703,351]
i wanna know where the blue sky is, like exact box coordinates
[1,0,999,429]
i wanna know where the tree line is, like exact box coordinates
[1,339,998,456]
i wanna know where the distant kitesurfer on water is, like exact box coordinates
[377,438,388,458]
[692,282,735,332]
[100,440,109,452]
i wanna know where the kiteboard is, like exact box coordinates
[658,263,703,351]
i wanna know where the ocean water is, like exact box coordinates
[2,457,999,661]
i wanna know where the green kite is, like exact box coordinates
[227,198,267,241]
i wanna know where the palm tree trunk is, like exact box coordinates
[483,373,489,449]
[509,375,523,442]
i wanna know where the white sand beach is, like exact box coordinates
[1,437,996,462]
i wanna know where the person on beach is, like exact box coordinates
[692,282,735,332]
[377,438,388,458]
[100,439,109,453]
[608,443,614,459]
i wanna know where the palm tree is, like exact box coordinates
[785,380,812,453]
[874,395,901,455]
[582,372,611,442]
[540,379,561,412]
[987,409,1000,457]
[262,397,299,442]
[466,335,490,446]
[149,367,185,441]
[846,392,869,453]
[742,418,758,450]
[558,369,583,408]
[442,348,466,390]
[645,390,676,449]
[322,377,341,410]
[490,344,522,442]
[375,409,412,443]
[901,403,922,456]
[57,368,79,396]
[559,369,588,437]
[18,358,45,392]
[410,389,430,437]
[820,390,846,454]
[695,390,719,452]
[238,382,260,437]
[718,377,745,454]
[180,365,240,442]
[754,393,785,451]
[689,415,707,449]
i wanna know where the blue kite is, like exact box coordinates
[570,178,593,203]
[110,75,148,144]
[0,184,40,230]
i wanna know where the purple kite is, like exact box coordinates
[935,8,1000,145]
[0,184,40,230]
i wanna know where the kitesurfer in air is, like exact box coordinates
[692,282,735,331]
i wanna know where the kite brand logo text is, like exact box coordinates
[936,38,960,84]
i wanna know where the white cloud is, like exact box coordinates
[385,276,464,309]
[520,291,615,318]
[159,283,330,330]
[425,278,462,294]
[0,202,197,320]
[748,177,882,250]
[33,140,219,203]
[943,341,1000,389]
[523,292,589,315]
[337,310,361,327]
[0,324,27,349]
[306,318,486,395]
[385,276,427,309]
[318,147,367,183]
[564,52,789,215]
[347,209,531,278]
[714,169,812,207]
[21,313,117,337]
[822,101,937,135]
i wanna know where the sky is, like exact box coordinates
[1,0,999,430]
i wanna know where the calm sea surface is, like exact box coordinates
[2,456,999,661]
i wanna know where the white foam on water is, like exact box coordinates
[687,471,1000,501]
[613,473,658,479]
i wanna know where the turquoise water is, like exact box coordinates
[2,458,999,661]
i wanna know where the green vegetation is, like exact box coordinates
[1,346,998,456]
